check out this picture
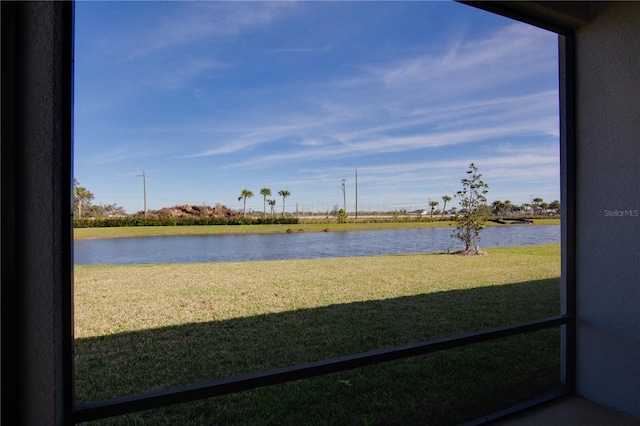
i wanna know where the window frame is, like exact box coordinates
[63,3,577,423]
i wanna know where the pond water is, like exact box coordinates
[74,225,560,265]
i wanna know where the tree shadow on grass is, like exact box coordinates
[75,278,562,425]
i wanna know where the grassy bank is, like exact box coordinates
[75,244,562,425]
[73,218,560,240]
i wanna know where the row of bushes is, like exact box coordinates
[73,216,300,228]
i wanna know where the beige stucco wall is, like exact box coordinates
[574,1,640,419]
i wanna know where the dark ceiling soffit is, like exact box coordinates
[456,1,596,33]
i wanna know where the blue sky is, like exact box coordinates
[74,1,559,215]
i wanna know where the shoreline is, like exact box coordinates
[73,218,560,240]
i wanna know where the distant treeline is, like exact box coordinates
[73,216,300,228]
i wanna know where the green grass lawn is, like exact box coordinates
[74,244,562,425]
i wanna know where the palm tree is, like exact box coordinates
[73,179,94,218]
[260,188,271,218]
[491,200,505,215]
[278,190,290,215]
[238,189,253,217]
[441,195,451,220]
[533,197,543,215]
[540,202,549,215]
[429,200,439,218]
[504,200,513,215]
[267,199,276,217]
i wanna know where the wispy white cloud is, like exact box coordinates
[362,23,554,89]
[269,45,333,53]
[170,22,558,166]
[183,94,557,168]
[115,2,297,61]
[84,146,157,165]
[143,58,229,91]
[300,150,557,181]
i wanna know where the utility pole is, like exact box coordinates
[138,170,147,217]
[341,179,346,212]
[355,168,358,219]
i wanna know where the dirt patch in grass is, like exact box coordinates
[450,249,488,255]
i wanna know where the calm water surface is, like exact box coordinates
[74,225,560,265]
